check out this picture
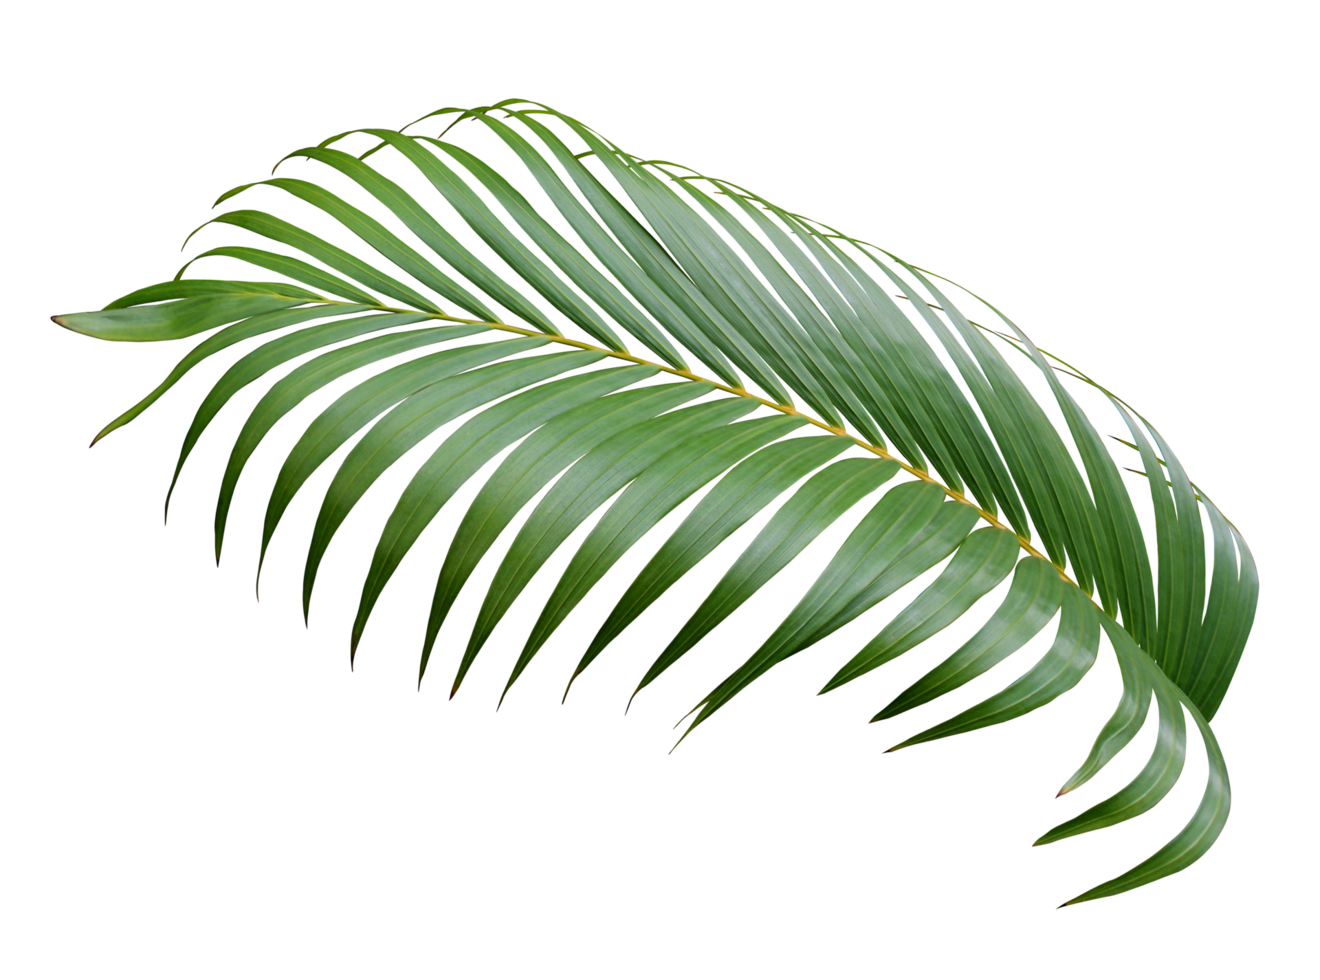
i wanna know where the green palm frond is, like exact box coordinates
[54,98,1257,906]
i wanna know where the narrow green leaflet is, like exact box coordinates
[1192,512,1258,719]
[982,324,1156,652]
[1036,664,1186,845]
[350,364,656,656]
[453,397,758,695]
[872,556,1063,721]
[303,350,603,618]
[259,337,545,573]
[217,177,501,324]
[176,246,381,305]
[570,435,853,686]
[92,304,366,444]
[684,481,973,735]
[301,137,626,350]
[1145,422,1206,691]
[1058,615,1155,795]
[504,415,808,698]
[1060,631,1230,905]
[1114,401,1196,678]
[633,458,901,701]
[472,116,686,369]
[888,583,1100,751]
[821,526,1021,694]
[419,382,712,682]
[509,112,749,388]
[201,210,444,314]
[852,251,1103,589]
[166,312,435,514]
[55,281,321,343]
[213,325,488,559]
[279,145,569,337]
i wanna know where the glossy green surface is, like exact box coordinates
[56,99,1256,905]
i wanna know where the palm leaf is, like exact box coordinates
[53,98,1256,905]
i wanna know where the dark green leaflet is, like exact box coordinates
[504,415,808,699]
[872,556,1064,721]
[177,246,381,305]
[259,337,546,576]
[821,526,1021,694]
[633,458,903,703]
[93,304,367,444]
[103,279,324,310]
[888,584,1100,751]
[350,364,657,656]
[1145,422,1206,691]
[1035,668,1186,845]
[509,114,744,388]
[219,177,503,325]
[56,287,317,343]
[200,210,444,315]
[1058,615,1155,795]
[514,111,790,404]
[283,143,573,337]
[475,116,691,369]
[453,398,758,695]
[303,351,603,619]
[685,481,970,736]
[910,265,1148,629]
[570,435,853,687]
[419,382,713,683]
[213,325,489,559]
[1060,630,1230,905]
[302,137,627,350]
[166,312,436,516]
[796,235,1014,517]
[1189,504,1258,719]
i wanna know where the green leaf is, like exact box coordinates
[57,99,1255,904]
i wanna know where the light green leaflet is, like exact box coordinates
[55,98,1255,905]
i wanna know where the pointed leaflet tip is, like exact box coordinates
[557,676,578,707]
